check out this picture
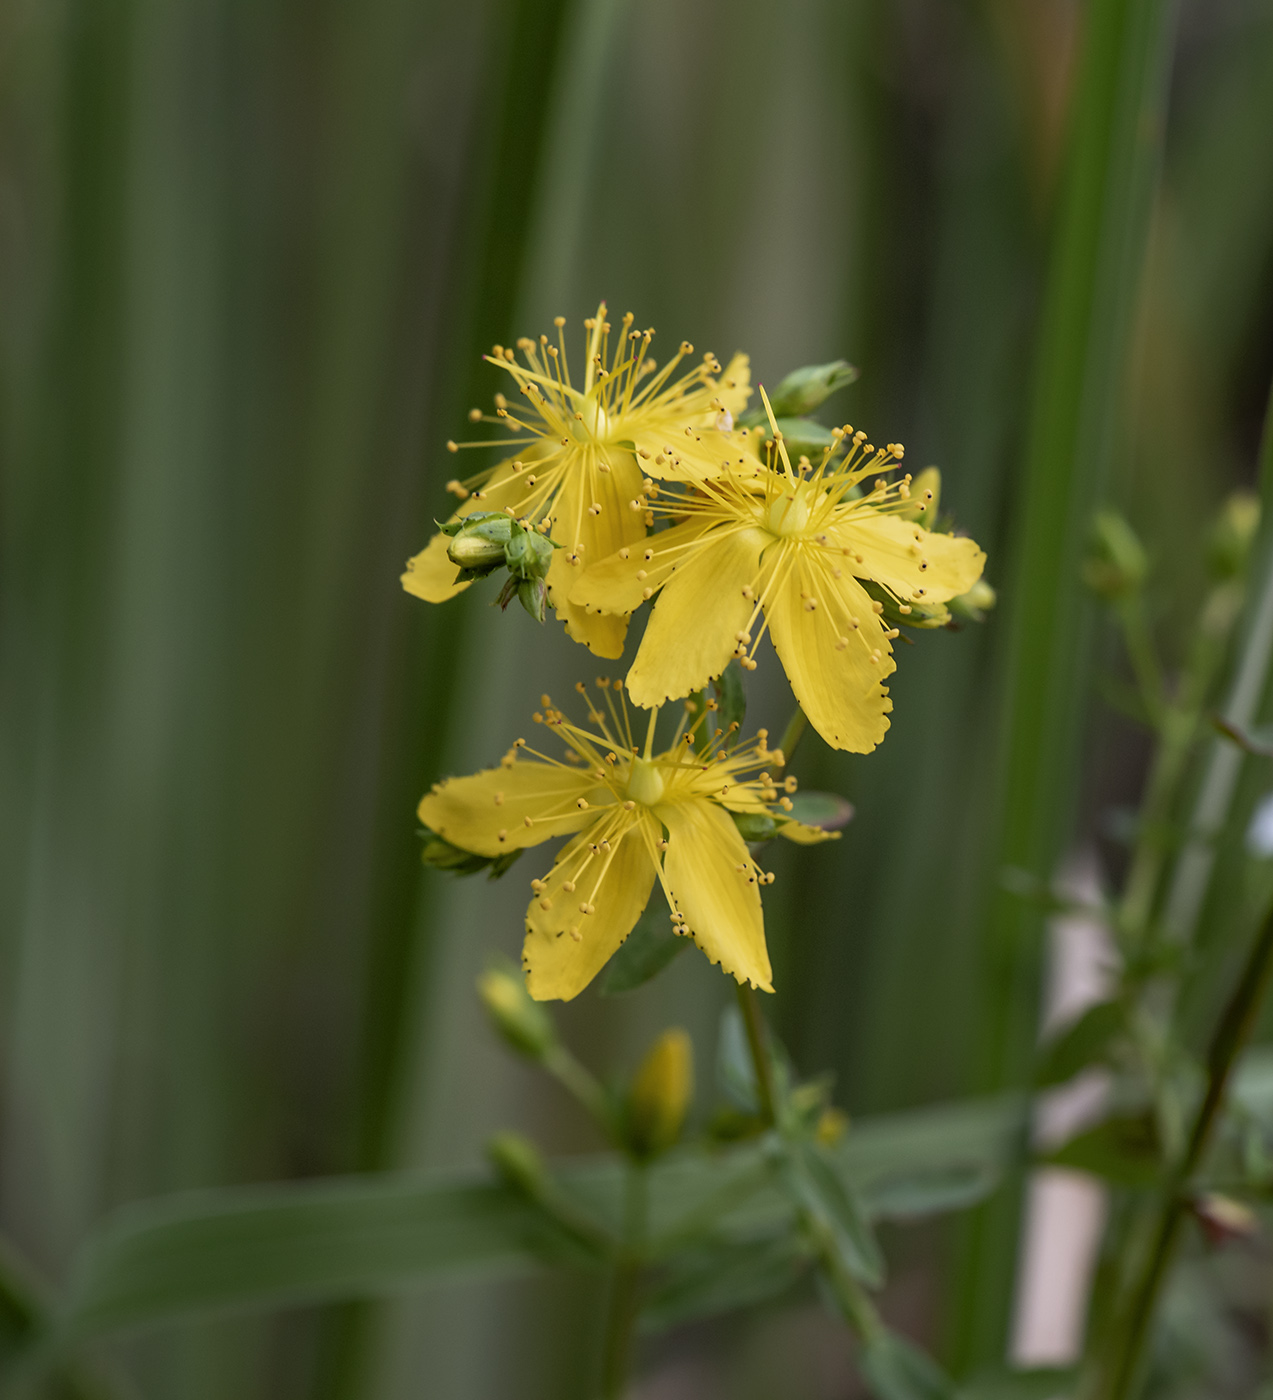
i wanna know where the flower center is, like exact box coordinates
[765,483,811,537]
[576,394,611,441]
[625,758,666,806]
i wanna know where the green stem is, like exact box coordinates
[1088,897,1273,1400]
[736,982,777,1124]
[599,1163,646,1399]
[544,1045,617,1141]
[777,705,809,769]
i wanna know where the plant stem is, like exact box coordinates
[545,1045,617,1141]
[599,1163,646,1399]
[736,983,777,1124]
[777,705,809,768]
[1088,897,1273,1400]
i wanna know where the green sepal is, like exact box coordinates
[731,811,779,843]
[419,827,523,880]
[712,660,747,746]
[598,893,687,996]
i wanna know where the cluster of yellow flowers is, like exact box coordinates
[404,305,986,1002]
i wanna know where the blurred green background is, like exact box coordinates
[2,0,1272,1394]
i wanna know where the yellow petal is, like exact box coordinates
[657,800,772,991]
[712,352,753,418]
[776,820,840,845]
[764,547,895,753]
[402,532,470,603]
[546,550,629,658]
[523,814,658,1001]
[625,526,770,708]
[541,449,646,656]
[418,761,603,857]
[568,516,714,616]
[833,512,985,604]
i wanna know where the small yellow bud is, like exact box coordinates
[477,965,556,1060]
[625,1028,693,1159]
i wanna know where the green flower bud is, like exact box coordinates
[487,1131,547,1197]
[1083,510,1147,601]
[626,1028,693,1159]
[445,513,515,576]
[764,361,859,418]
[1207,491,1260,581]
[477,964,557,1060]
[947,579,997,623]
[769,418,838,462]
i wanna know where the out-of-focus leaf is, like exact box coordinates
[1036,1001,1125,1086]
[47,1093,1028,1342]
[862,1161,1001,1222]
[957,1366,1077,1400]
[639,1234,807,1332]
[716,1005,761,1113]
[786,791,855,832]
[597,895,686,996]
[786,1140,884,1288]
[1046,1111,1162,1189]
[861,1330,957,1400]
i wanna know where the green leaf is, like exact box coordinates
[862,1161,1001,1222]
[1036,1000,1125,1086]
[45,1093,1028,1343]
[957,1366,1077,1400]
[786,791,854,832]
[786,1141,884,1288]
[639,1234,807,1332]
[1046,1111,1163,1188]
[861,1331,956,1400]
[712,660,746,739]
[597,894,687,996]
[716,1004,761,1112]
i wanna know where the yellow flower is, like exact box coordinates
[401,304,758,658]
[417,681,834,1001]
[571,391,986,752]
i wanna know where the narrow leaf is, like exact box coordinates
[787,1141,884,1288]
[639,1234,807,1332]
[597,894,686,996]
[1036,1000,1125,1086]
[861,1331,957,1400]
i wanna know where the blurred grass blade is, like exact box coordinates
[954,0,1181,1366]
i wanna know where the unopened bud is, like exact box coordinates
[487,1131,547,1197]
[626,1028,693,1158]
[815,1106,849,1146]
[445,513,515,574]
[504,525,555,582]
[1192,1192,1259,1247]
[764,360,859,418]
[1083,510,1147,601]
[947,579,997,623]
[731,811,779,842]
[516,576,548,623]
[477,965,557,1060]
[1207,491,1260,581]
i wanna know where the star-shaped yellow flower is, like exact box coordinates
[418,682,834,1000]
[571,392,987,752]
[401,304,758,658]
